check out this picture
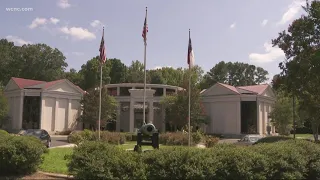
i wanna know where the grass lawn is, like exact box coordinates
[39,148,73,175]
[118,141,173,150]
[39,142,188,174]
[289,134,313,139]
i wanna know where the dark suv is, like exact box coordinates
[21,129,51,148]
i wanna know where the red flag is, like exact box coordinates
[142,7,148,45]
[99,27,106,64]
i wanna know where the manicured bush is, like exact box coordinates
[204,135,219,147]
[160,132,205,146]
[253,136,293,144]
[0,135,48,175]
[0,129,8,136]
[191,131,203,144]
[68,129,126,145]
[68,138,320,179]
[68,141,146,180]
[252,140,309,179]
[143,147,219,180]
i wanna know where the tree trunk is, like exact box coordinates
[311,120,319,142]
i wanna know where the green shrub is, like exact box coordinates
[204,135,219,148]
[159,132,189,146]
[68,130,126,145]
[191,131,203,144]
[143,147,219,180]
[0,129,8,136]
[252,140,308,179]
[210,145,269,180]
[68,138,320,179]
[0,135,47,175]
[95,131,126,145]
[253,136,292,144]
[68,141,146,180]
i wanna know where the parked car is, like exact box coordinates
[236,134,263,146]
[21,129,51,148]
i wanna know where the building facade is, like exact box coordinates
[4,77,84,133]
[105,83,183,133]
[201,83,276,137]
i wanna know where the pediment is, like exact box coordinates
[201,83,239,96]
[4,79,20,91]
[261,86,276,98]
[46,80,82,94]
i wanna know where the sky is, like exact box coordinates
[0,0,308,82]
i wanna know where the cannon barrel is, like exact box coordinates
[140,123,157,136]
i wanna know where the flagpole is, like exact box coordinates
[188,29,191,147]
[98,27,104,140]
[143,7,147,125]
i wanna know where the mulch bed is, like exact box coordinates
[1,172,73,180]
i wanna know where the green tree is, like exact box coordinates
[270,91,300,135]
[107,58,127,84]
[63,68,83,87]
[14,44,68,81]
[161,67,208,131]
[78,87,118,130]
[272,0,320,140]
[78,56,110,90]
[0,90,9,128]
[126,60,144,83]
[200,61,269,89]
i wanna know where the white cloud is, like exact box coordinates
[277,0,305,25]
[50,17,60,24]
[230,22,236,29]
[72,52,84,56]
[29,18,47,29]
[6,35,32,46]
[57,0,71,9]
[261,19,268,27]
[152,66,172,70]
[90,20,104,28]
[29,17,60,29]
[59,26,96,40]
[249,42,285,63]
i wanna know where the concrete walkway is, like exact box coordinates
[49,144,76,149]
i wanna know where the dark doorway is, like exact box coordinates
[241,101,257,134]
[22,96,41,129]
[105,121,116,131]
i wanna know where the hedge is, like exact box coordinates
[159,132,205,146]
[68,140,320,180]
[68,129,126,145]
[0,133,48,175]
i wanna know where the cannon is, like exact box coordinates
[134,123,159,151]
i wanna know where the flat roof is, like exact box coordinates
[105,83,184,90]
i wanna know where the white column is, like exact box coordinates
[40,96,44,129]
[116,103,121,132]
[256,99,260,134]
[163,88,166,96]
[11,97,16,129]
[66,99,71,130]
[117,87,120,96]
[236,99,241,134]
[161,104,166,132]
[53,98,58,132]
[129,99,134,132]
[148,100,154,124]
[17,93,24,130]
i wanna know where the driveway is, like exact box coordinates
[50,135,69,147]
[218,139,240,144]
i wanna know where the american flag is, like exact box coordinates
[142,8,148,45]
[99,27,106,64]
[187,31,194,68]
